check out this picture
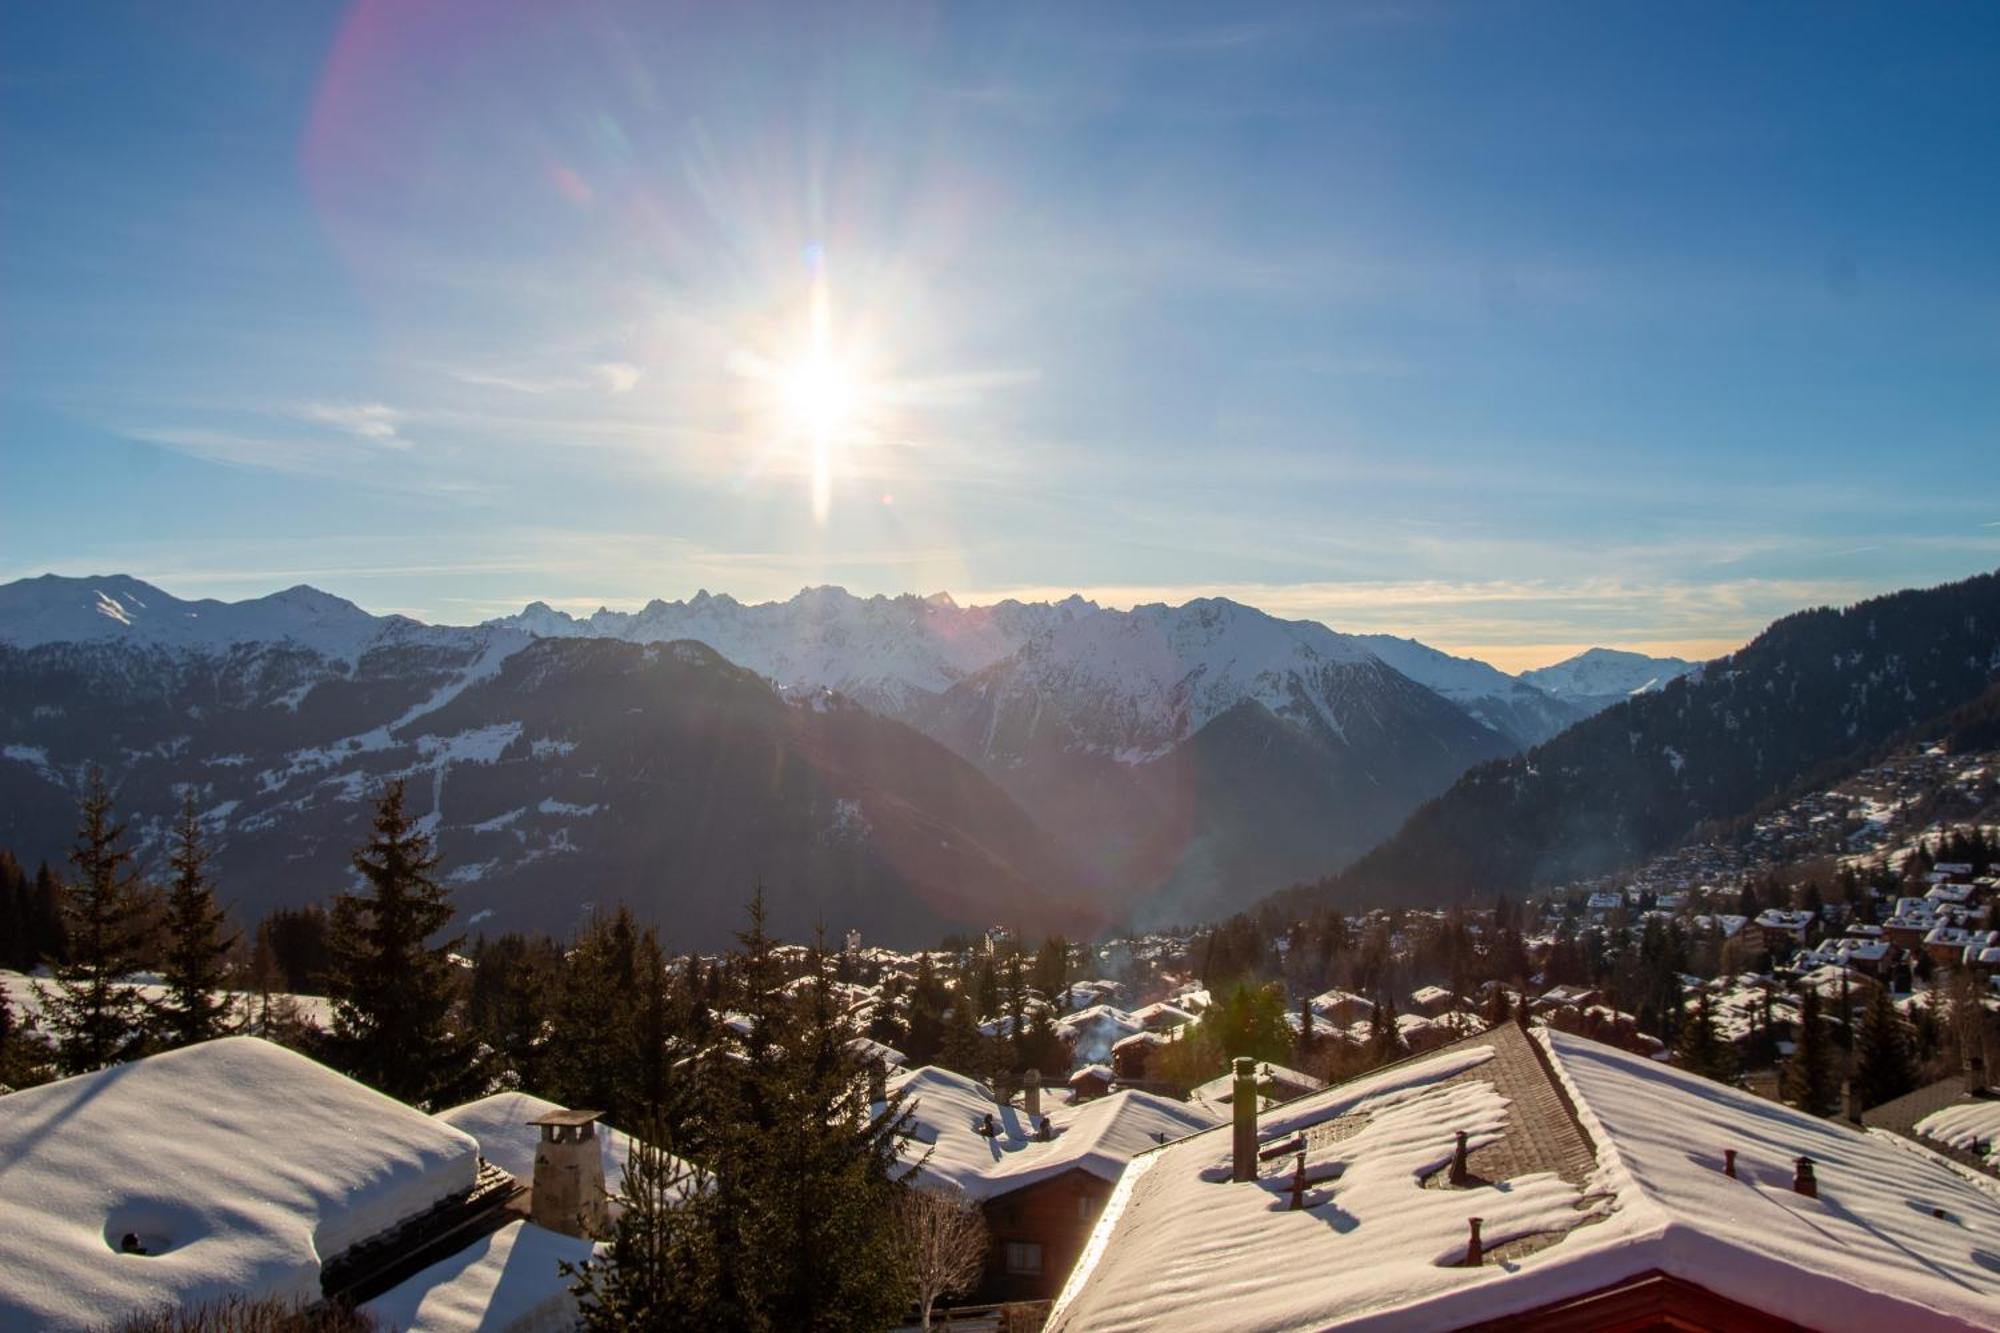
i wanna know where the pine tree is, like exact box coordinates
[902,953,947,1066]
[42,773,152,1075]
[1852,984,1919,1112]
[0,849,24,970]
[1783,986,1839,1115]
[565,1118,716,1330]
[1673,989,1737,1083]
[937,974,988,1079]
[325,781,478,1108]
[152,792,238,1049]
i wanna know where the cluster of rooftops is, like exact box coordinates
[7,1021,2000,1330]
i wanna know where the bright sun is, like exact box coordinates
[747,256,877,524]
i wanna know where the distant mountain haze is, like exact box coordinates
[1275,570,2000,916]
[0,572,1732,943]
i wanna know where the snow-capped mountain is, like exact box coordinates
[909,599,1518,925]
[0,573,434,658]
[1356,634,1584,748]
[0,578,1097,947]
[1519,647,1698,716]
[0,573,1600,933]
[1294,571,2000,913]
[486,588,1083,714]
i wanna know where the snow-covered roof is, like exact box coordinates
[360,1219,593,1333]
[1914,1101,2000,1168]
[436,1091,660,1202]
[0,1037,481,1332]
[883,1065,1221,1202]
[1050,1027,2000,1332]
[1188,1062,1328,1108]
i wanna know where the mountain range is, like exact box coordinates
[1276,570,2000,915]
[0,572,1693,944]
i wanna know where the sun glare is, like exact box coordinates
[741,253,878,525]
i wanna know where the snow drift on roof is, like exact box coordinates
[1049,1031,2000,1332]
[0,1037,479,1332]
[360,1219,593,1333]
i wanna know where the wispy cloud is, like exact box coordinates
[449,362,644,396]
[298,401,408,446]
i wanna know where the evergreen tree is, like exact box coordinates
[936,979,988,1080]
[1674,989,1737,1083]
[545,908,676,1127]
[152,792,238,1049]
[42,773,151,1075]
[0,849,24,970]
[698,907,917,1329]
[901,954,947,1066]
[324,781,479,1108]
[565,1118,716,1331]
[466,931,564,1092]
[1852,984,1919,1111]
[1783,987,1839,1116]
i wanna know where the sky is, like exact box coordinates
[2,2,1997,672]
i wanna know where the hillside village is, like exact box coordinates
[6,735,2000,1328]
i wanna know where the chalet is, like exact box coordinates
[1308,988,1375,1026]
[879,1064,1220,1304]
[1067,1064,1115,1102]
[1128,1000,1197,1032]
[1863,1055,2000,1179]
[0,1038,608,1332]
[1049,1024,2000,1331]
[1057,1003,1146,1066]
[1529,983,1600,1013]
[1749,908,1816,955]
[1109,1028,1169,1080]
[1408,984,1458,1017]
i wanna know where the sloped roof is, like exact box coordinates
[360,1219,592,1333]
[438,1091,641,1198]
[1049,1026,2000,1332]
[0,1037,480,1332]
[884,1065,1221,1202]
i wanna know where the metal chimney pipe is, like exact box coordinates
[1793,1156,1818,1198]
[1231,1056,1258,1182]
[1723,1148,1737,1179]
[1466,1217,1484,1266]
[1449,1130,1469,1186]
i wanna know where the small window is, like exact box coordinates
[1006,1241,1044,1275]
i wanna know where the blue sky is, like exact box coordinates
[3,1,1996,670]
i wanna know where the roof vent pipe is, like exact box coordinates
[1231,1056,1258,1182]
[1449,1130,1469,1186]
[1793,1156,1818,1199]
[1465,1217,1484,1266]
[1025,1067,1041,1121]
[1723,1148,1737,1179]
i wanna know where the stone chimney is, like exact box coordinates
[528,1109,608,1239]
[1231,1056,1258,1182]
[1025,1067,1042,1121]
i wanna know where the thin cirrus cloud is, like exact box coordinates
[449,363,644,396]
[297,401,408,445]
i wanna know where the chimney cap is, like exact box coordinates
[1233,1056,1257,1077]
